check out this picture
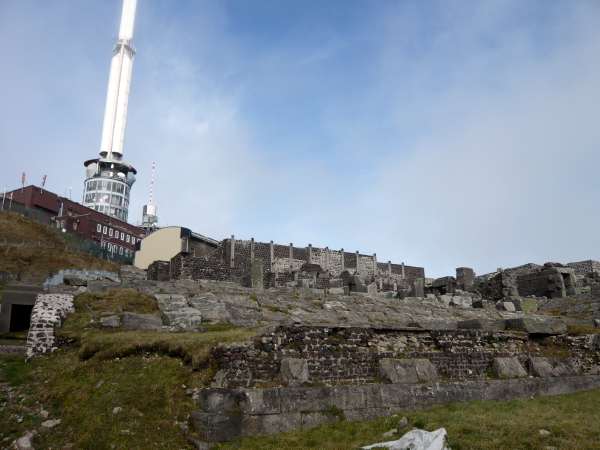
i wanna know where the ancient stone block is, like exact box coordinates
[456,267,475,291]
[120,312,163,330]
[378,358,438,384]
[189,411,242,442]
[457,319,505,332]
[280,358,309,385]
[492,357,527,378]
[413,278,425,297]
[496,301,516,312]
[505,317,567,335]
[528,357,556,377]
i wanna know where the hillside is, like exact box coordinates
[0,212,117,282]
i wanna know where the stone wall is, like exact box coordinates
[169,237,424,292]
[147,260,170,281]
[567,260,600,276]
[210,326,597,388]
[517,266,577,298]
[192,375,600,442]
[26,293,74,358]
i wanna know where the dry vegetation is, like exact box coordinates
[0,212,117,280]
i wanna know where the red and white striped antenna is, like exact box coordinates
[149,161,156,205]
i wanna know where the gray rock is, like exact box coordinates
[378,358,438,384]
[397,416,409,428]
[100,315,120,328]
[367,283,378,295]
[496,301,516,312]
[539,429,551,437]
[450,295,472,308]
[505,318,567,335]
[528,357,556,377]
[382,428,397,438]
[112,407,122,414]
[14,431,35,450]
[41,418,61,428]
[120,312,163,330]
[594,319,600,329]
[280,358,309,385]
[492,357,527,378]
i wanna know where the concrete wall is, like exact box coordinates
[134,227,183,270]
[0,285,39,333]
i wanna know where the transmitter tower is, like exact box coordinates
[82,0,138,221]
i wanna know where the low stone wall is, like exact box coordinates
[210,325,594,388]
[192,375,600,442]
[26,293,74,358]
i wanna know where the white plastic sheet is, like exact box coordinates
[362,427,450,450]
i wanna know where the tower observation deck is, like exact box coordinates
[82,0,138,221]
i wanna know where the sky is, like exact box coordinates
[1,0,600,277]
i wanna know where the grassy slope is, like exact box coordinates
[0,212,117,279]
[0,289,257,449]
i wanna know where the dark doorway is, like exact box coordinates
[9,304,33,332]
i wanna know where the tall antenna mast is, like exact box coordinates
[82,0,139,222]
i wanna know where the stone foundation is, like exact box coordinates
[192,375,600,442]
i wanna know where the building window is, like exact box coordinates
[109,228,113,237]
[119,246,123,255]
[102,226,107,234]
[101,241,106,249]
[72,222,78,231]
[97,223,101,233]
[107,243,111,251]
[120,232,125,241]
[126,234,130,243]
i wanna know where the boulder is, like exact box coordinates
[496,301,516,312]
[505,318,567,335]
[450,295,472,308]
[378,358,438,384]
[280,358,309,385]
[594,319,600,329]
[14,431,35,450]
[438,295,452,307]
[528,357,555,377]
[120,312,163,330]
[492,357,527,378]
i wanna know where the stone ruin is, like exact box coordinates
[22,258,600,445]
[148,236,426,296]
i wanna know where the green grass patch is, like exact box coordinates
[216,389,600,450]
[78,328,257,369]
[567,324,600,335]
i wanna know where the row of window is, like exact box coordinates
[96,223,138,245]
[86,180,130,195]
[89,204,128,220]
[101,241,133,257]
[84,193,129,208]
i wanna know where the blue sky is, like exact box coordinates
[1,0,600,277]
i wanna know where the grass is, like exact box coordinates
[567,324,600,335]
[1,352,196,449]
[216,388,600,450]
[0,287,258,449]
[0,212,117,280]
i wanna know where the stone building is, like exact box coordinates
[151,235,425,293]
